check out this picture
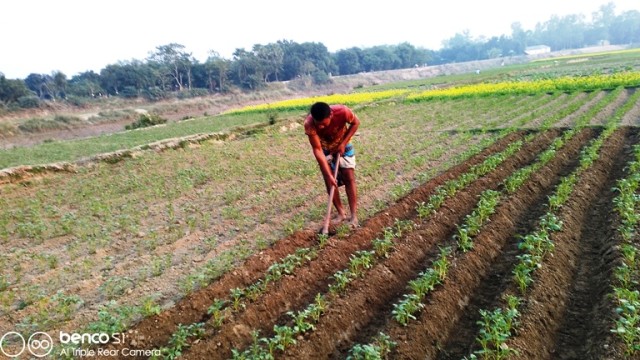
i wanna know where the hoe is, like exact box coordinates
[321,154,341,235]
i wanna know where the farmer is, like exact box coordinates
[304,102,360,229]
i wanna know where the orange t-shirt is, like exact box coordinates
[304,105,357,153]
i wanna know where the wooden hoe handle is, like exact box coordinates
[321,154,341,234]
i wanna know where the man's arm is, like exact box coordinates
[308,133,338,189]
[337,115,360,155]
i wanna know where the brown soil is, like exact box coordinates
[281,128,562,360]
[403,127,599,360]
[95,130,527,359]
[282,127,597,360]
[95,126,640,360]
[504,128,632,359]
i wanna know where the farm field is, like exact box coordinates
[1,54,640,359]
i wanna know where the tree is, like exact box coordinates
[99,61,155,96]
[439,31,483,62]
[333,47,363,75]
[510,22,529,54]
[394,42,425,68]
[483,35,520,58]
[360,46,401,71]
[299,42,336,76]
[69,71,105,97]
[52,71,67,99]
[534,14,587,50]
[254,43,284,82]
[278,40,336,80]
[231,48,264,89]
[147,43,194,91]
[587,2,616,44]
[100,64,123,95]
[610,10,640,44]
[0,74,31,104]
[203,51,230,92]
[24,73,49,99]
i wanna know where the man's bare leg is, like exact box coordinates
[331,191,347,223]
[326,179,347,223]
[341,168,359,228]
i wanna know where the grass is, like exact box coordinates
[0,110,302,169]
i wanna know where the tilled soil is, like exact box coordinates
[96,131,527,359]
[97,126,639,360]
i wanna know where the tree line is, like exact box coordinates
[1,2,638,111]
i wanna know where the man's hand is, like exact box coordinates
[336,143,347,156]
[325,173,338,189]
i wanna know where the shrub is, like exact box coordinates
[142,87,168,101]
[176,88,209,99]
[0,122,17,137]
[53,115,82,125]
[312,70,332,85]
[120,86,139,99]
[17,95,40,108]
[18,118,62,133]
[125,113,167,130]
[65,95,89,107]
[266,108,278,125]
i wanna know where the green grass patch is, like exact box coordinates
[0,110,302,169]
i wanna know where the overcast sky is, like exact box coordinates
[1,0,638,79]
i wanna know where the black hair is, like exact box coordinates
[310,102,331,121]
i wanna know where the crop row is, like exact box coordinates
[1,95,513,344]
[139,127,530,359]
[460,92,631,359]
[346,123,585,358]
[227,73,640,115]
[339,91,636,358]
[610,143,640,356]
[226,132,530,358]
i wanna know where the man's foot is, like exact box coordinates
[348,217,359,229]
[331,213,347,224]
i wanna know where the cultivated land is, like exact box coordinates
[1,50,640,359]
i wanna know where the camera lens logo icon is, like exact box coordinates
[0,332,25,357]
[0,332,53,358]
[28,332,54,357]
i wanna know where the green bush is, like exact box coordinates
[120,86,139,99]
[125,113,168,130]
[312,70,332,85]
[17,95,40,108]
[266,109,278,125]
[65,95,89,107]
[176,88,209,99]
[143,87,168,101]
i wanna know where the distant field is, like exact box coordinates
[0,111,303,169]
[1,52,640,359]
[2,48,639,171]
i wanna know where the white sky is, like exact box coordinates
[1,0,638,79]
